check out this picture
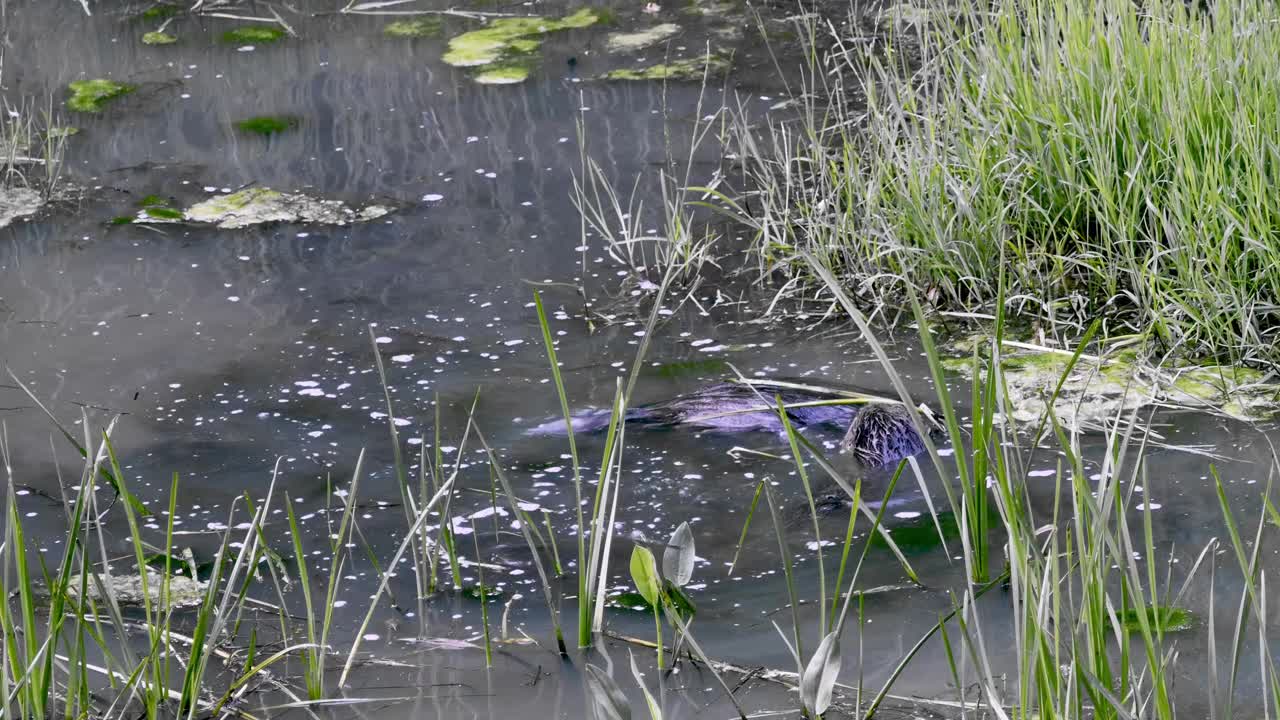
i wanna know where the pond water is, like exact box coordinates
[2,2,1278,718]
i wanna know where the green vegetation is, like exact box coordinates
[712,0,1280,365]
[65,79,134,113]
[473,62,533,84]
[442,8,604,82]
[384,17,443,38]
[603,54,729,80]
[139,2,179,19]
[141,31,177,45]
[220,25,286,44]
[234,115,299,136]
[143,206,183,220]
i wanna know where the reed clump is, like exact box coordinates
[721,0,1280,365]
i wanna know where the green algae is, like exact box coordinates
[384,17,443,37]
[606,23,681,52]
[66,79,135,113]
[142,31,177,45]
[110,216,135,225]
[473,62,533,84]
[1117,605,1194,633]
[220,26,285,44]
[138,195,168,208]
[140,2,179,19]
[144,207,184,220]
[602,54,731,81]
[185,187,392,228]
[946,334,1279,424]
[234,115,299,136]
[442,8,604,69]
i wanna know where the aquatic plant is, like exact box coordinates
[602,54,730,80]
[141,31,177,45]
[139,2,179,19]
[384,17,443,38]
[65,78,134,113]
[441,8,603,77]
[220,25,286,44]
[712,0,1280,365]
[234,115,299,136]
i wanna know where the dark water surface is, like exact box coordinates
[2,2,1278,718]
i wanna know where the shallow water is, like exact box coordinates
[3,2,1279,718]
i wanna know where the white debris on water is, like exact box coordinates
[0,187,43,229]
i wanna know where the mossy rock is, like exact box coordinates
[142,31,178,45]
[602,54,731,81]
[184,187,392,228]
[220,26,286,44]
[384,17,443,37]
[66,79,135,113]
[442,8,604,70]
[234,115,299,136]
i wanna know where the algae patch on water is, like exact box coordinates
[235,115,299,136]
[945,336,1279,426]
[66,79,135,113]
[385,17,443,37]
[442,8,604,81]
[1118,605,1195,633]
[221,26,286,44]
[606,23,681,52]
[185,187,391,228]
[473,62,533,84]
[142,31,178,45]
[602,54,730,80]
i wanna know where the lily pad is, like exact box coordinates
[142,31,177,45]
[871,510,962,555]
[602,54,731,81]
[234,115,299,136]
[442,8,604,80]
[220,26,286,44]
[606,23,681,52]
[66,79,135,113]
[0,188,43,229]
[184,187,391,229]
[385,17,443,37]
[1118,605,1194,633]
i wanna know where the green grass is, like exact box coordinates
[715,0,1280,365]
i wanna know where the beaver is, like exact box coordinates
[529,381,934,467]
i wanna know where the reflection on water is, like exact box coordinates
[2,2,1279,717]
